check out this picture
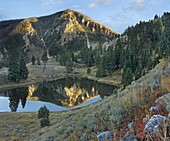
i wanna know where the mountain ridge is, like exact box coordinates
[0,9,117,63]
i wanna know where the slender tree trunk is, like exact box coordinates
[43,62,46,72]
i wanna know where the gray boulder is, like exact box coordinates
[155,93,170,112]
[120,132,137,141]
[144,115,167,134]
[97,131,114,141]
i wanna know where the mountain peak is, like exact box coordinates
[0,9,118,61]
[58,9,118,35]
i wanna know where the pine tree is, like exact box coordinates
[37,57,41,65]
[38,106,50,127]
[8,55,20,82]
[66,59,73,73]
[41,50,48,71]
[96,57,106,77]
[19,57,29,79]
[9,90,20,112]
[154,14,159,19]
[96,66,103,77]
[122,67,133,87]
[114,39,121,68]
[87,67,91,74]
[8,55,29,82]
[31,55,36,65]
[87,51,94,67]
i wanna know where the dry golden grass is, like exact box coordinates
[161,74,170,92]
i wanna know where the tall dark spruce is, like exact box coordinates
[8,56,29,82]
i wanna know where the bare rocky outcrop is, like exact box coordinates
[97,131,114,141]
[120,132,137,141]
[144,115,167,134]
[156,93,170,112]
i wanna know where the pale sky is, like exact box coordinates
[0,0,169,33]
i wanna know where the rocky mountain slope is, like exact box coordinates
[0,9,117,63]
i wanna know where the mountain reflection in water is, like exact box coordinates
[0,77,116,112]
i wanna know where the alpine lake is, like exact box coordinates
[0,77,116,112]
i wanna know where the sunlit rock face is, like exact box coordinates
[0,9,117,62]
[11,18,38,35]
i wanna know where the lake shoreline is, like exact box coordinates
[0,64,121,92]
[0,75,116,113]
[0,95,102,112]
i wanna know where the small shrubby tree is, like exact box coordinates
[38,106,50,127]
[87,67,91,74]
[37,57,41,65]
[66,59,73,73]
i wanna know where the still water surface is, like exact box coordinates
[0,77,116,112]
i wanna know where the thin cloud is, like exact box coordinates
[74,9,85,13]
[89,3,96,8]
[73,5,79,8]
[89,0,113,8]
[124,0,149,12]
[42,0,63,6]
[110,0,153,33]
[72,5,84,13]
[98,13,129,33]
[100,17,112,24]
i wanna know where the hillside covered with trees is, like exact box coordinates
[70,12,170,88]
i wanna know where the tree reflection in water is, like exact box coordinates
[8,88,28,112]
[4,77,116,111]
[33,77,116,107]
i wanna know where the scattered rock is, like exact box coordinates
[120,132,137,141]
[144,115,167,134]
[80,133,88,141]
[155,93,170,112]
[21,133,26,137]
[97,131,114,141]
[167,114,170,137]
[149,106,160,113]
[128,121,135,130]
